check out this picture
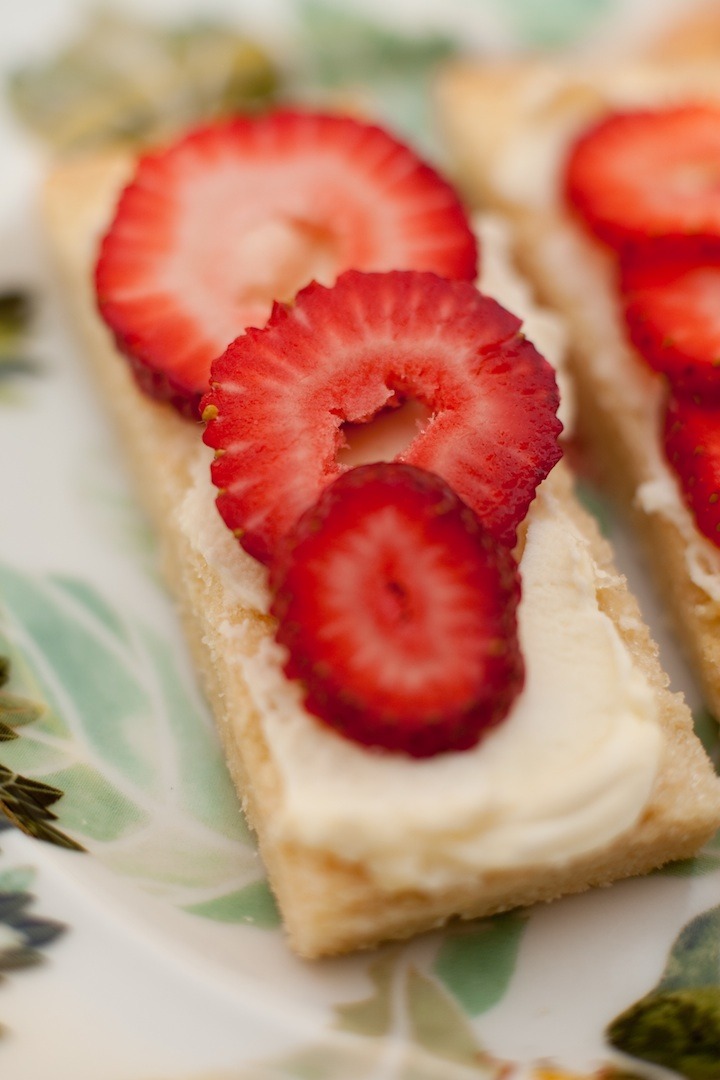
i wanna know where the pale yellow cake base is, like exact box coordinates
[42,151,720,958]
[436,37,720,725]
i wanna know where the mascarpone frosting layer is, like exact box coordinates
[237,483,661,889]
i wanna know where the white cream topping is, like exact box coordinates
[175,448,272,615]
[238,484,660,889]
[177,217,662,889]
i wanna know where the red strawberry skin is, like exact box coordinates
[95,111,478,416]
[202,270,562,564]
[621,240,720,396]
[564,105,720,251]
[664,393,720,544]
[270,463,524,757]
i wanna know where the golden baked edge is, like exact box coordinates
[42,151,720,959]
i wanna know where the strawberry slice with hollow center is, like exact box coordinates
[564,105,720,250]
[95,111,478,417]
[202,270,562,564]
[270,462,524,757]
[621,241,720,396]
[664,392,720,544]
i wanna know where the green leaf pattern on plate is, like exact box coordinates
[0,290,37,405]
[608,906,720,1078]
[497,0,613,47]
[0,655,83,850]
[328,946,544,1076]
[184,880,280,927]
[405,966,490,1067]
[655,906,720,993]
[244,947,502,1079]
[0,562,270,923]
[234,1039,500,1080]
[0,862,66,1040]
[294,0,457,156]
[433,914,528,1016]
[609,988,720,1080]
[7,11,279,153]
[334,951,398,1038]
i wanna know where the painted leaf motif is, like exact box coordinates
[0,568,162,791]
[334,951,493,1075]
[0,864,67,1042]
[656,907,720,991]
[298,0,455,85]
[607,906,720,1078]
[500,0,611,48]
[0,291,36,381]
[296,0,456,152]
[36,763,147,843]
[0,564,267,920]
[433,913,528,1016]
[184,881,280,928]
[49,576,131,649]
[246,1036,500,1080]
[406,966,489,1069]
[661,852,720,877]
[0,867,66,974]
[250,1042,376,1080]
[0,765,84,850]
[0,891,64,969]
[0,288,37,407]
[7,11,278,152]
[608,988,720,1080]
[0,867,33,894]
[139,624,251,842]
[0,691,44,736]
[334,951,396,1037]
[0,654,83,850]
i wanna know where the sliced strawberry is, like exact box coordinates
[202,270,562,564]
[270,462,524,757]
[621,240,720,396]
[95,111,478,417]
[564,105,720,251]
[664,393,720,544]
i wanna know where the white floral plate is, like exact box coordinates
[1,2,719,1078]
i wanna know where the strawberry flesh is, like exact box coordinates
[95,111,478,416]
[564,105,720,251]
[621,240,720,396]
[202,270,562,564]
[664,392,720,543]
[270,463,524,757]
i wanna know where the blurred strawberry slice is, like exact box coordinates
[95,111,478,416]
[622,241,720,396]
[565,105,720,250]
[271,462,524,757]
